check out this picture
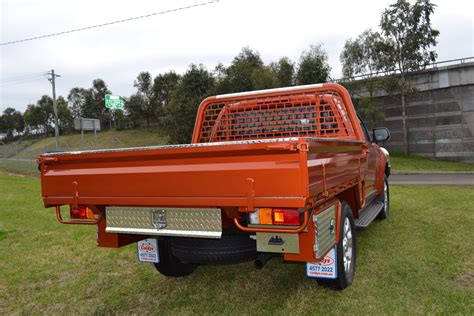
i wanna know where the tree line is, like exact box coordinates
[1,44,331,144]
[1,0,438,153]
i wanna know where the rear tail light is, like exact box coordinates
[70,205,95,219]
[272,208,300,225]
[248,208,301,226]
[259,208,273,224]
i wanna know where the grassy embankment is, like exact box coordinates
[0,173,472,314]
[0,128,168,176]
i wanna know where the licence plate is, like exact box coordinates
[137,238,160,263]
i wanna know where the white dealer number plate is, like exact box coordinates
[137,238,160,263]
[306,246,337,279]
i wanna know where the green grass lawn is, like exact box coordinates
[390,152,474,174]
[0,173,473,314]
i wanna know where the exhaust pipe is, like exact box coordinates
[254,253,274,269]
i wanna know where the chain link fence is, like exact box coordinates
[0,129,170,177]
[0,139,105,177]
[0,141,63,176]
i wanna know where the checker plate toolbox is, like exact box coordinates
[106,207,222,238]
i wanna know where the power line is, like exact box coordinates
[0,73,48,84]
[0,77,46,87]
[1,71,48,81]
[0,1,219,46]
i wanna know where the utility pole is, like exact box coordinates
[47,69,61,151]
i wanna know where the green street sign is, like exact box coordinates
[105,94,124,109]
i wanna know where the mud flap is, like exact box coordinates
[306,246,337,279]
[137,238,160,263]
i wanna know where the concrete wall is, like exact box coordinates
[353,61,474,162]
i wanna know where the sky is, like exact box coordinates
[1,0,473,113]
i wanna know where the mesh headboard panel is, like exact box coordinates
[197,91,355,143]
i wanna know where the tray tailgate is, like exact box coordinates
[40,139,308,208]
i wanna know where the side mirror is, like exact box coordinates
[373,127,391,143]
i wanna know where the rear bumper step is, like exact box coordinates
[106,227,222,238]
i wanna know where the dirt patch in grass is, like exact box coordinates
[0,170,26,178]
[455,270,474,288]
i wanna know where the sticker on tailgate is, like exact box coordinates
[137,238,160,263]
[306,246,337,279]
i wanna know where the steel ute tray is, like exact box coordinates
[39,137,310,209]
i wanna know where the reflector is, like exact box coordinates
[70,205,88,219]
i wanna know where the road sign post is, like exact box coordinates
[105,95,124,131]
[105,95,124,109]
[74,118,101,150]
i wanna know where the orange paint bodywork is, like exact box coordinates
[38,83,387,262]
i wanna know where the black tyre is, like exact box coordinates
[171,234,257,265]
[317,201,356,290]
[153,238,198,277]
[377,176,389,220]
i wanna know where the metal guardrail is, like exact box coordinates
[332,56,474,83]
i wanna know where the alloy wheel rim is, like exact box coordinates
[342,217,353,272]
[384,181,388,213]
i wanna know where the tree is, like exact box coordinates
[36,95,54,135]
[379,0,439,155]
[67,87,90,118]
[164,64,215,144]
[67,80,111,128]
[270,57,295,87]
[0,107,24,139]
[24,104,43,131]
[251,66,279,90]
[56,96,73,133]
[225,47,264,93]
[134,71,154,127]
[125,94,144,128]
[24,103,47,136]
[152,71,181,118]
[341,30,384,80]
[340,29,385,126]
[212,63,232,94]
[296,44,331,85]
[73,79,112,129]
[0,115,5,134]
[91,79,112,128]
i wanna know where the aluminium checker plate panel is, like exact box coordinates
[313,204,337,259]
[106,207,222,239]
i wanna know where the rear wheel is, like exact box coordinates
[317,201,356,290]
[170,234,257,265]
[153,238,198,277]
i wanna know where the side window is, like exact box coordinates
[358,116,371,142]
